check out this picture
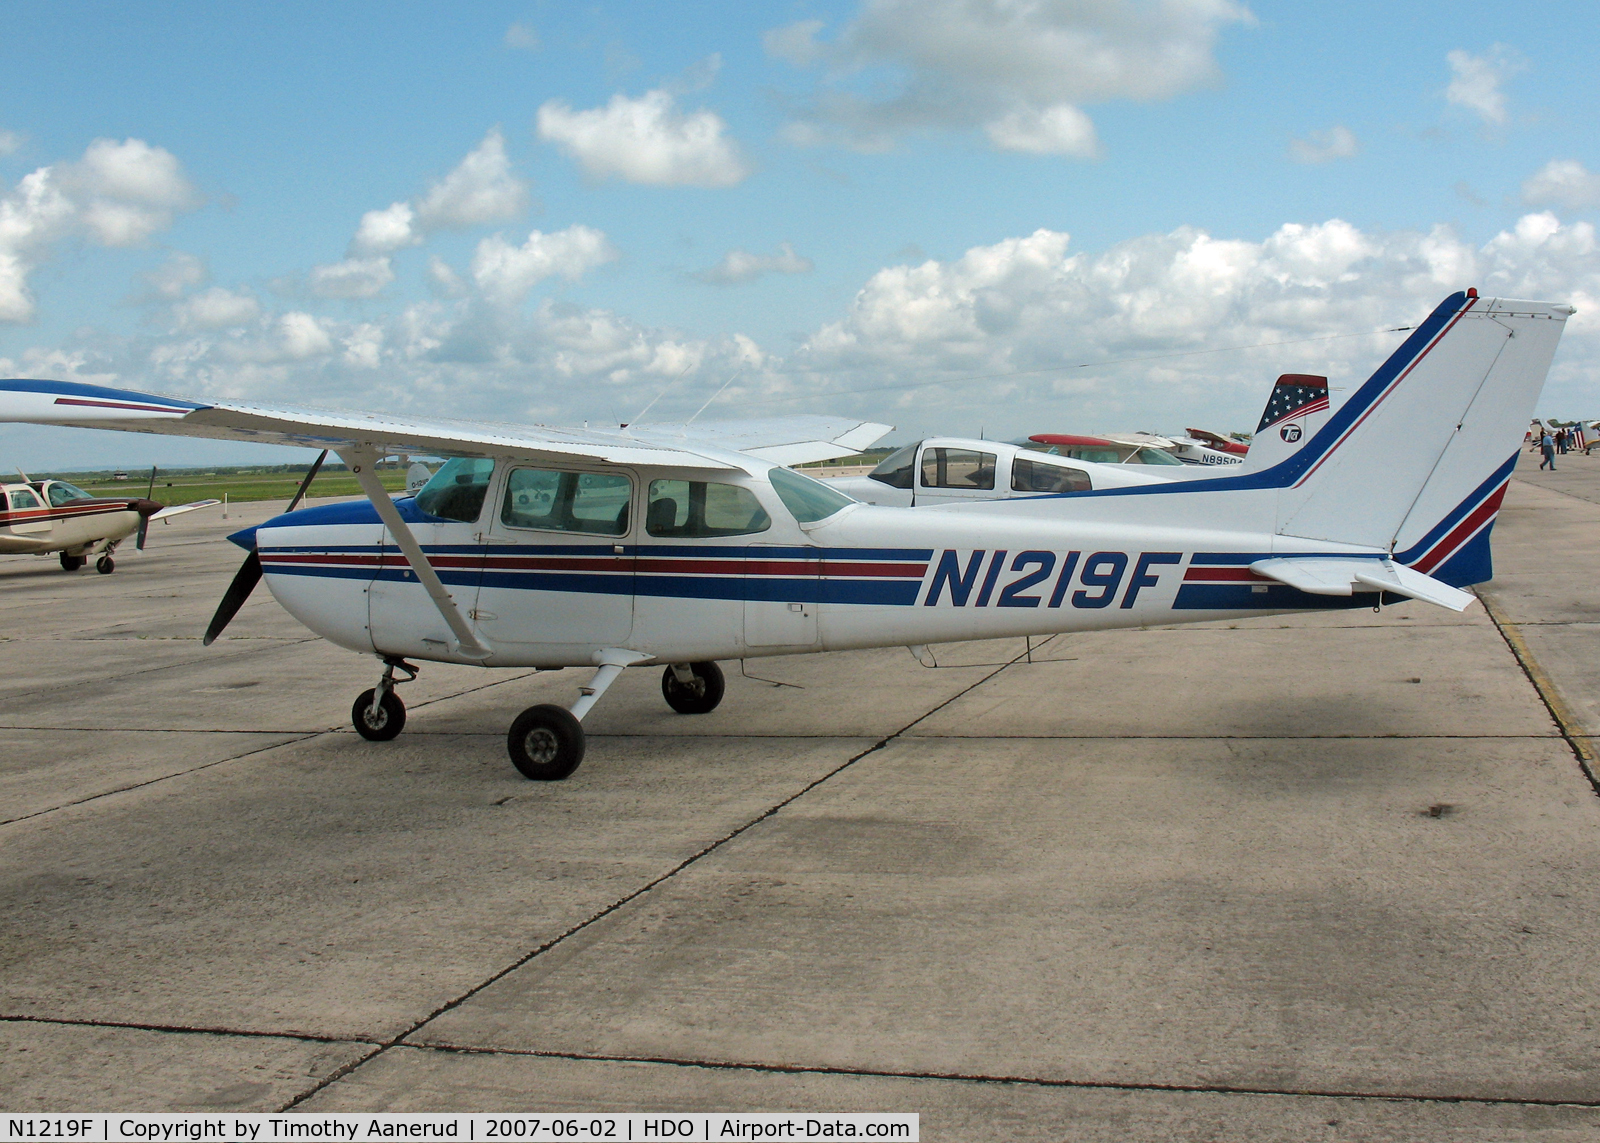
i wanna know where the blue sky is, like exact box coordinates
[2,0,1598,468]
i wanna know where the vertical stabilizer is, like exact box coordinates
[1273,293,1570,584]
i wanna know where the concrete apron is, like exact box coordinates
[2,480,1599,1139]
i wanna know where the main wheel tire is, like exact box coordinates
[352,688,406,741]
[507,704,585,781]
[661,661,725,714]
[60,553,85,571]
[95,555,115,574]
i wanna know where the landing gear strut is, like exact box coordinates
[505,649,655,781]
[352,657,417,741]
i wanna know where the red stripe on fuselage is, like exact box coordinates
[1411,480,1508,573]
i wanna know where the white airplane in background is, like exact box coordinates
[0,467,219,573]
[0,290,1568,782]
[832,371,1337,509]
[825,436,1178,507]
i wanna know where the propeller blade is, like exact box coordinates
[286,450,328,513]
[136,514,149,551]
[203,551,262,646]
[145,465,157,500]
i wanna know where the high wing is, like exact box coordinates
[0,379,891,471]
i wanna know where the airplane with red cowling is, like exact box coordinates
[0,290,1568,782]
[0,468,218,573]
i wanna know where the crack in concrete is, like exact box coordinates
[0,1011,379,1047]
[277,639,1056,1112]
[401,1041,1600,1110]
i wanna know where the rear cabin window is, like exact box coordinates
[920,447,996,490]
[414,457,494,522]
[501,468,631,535]
[1011,457,1092,494]
[768,466,855,523]
[646,479,770,538]
[1060,446,1125,465]
[868,442,919,489]
[10,488,41,509]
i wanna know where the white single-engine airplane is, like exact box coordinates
[0,468,218,573]
[0,291,1569,780]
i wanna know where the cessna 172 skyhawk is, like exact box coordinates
[0,471,218,573]
[0,291,1569,780]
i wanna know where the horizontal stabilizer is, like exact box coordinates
[1249,557,1476,612]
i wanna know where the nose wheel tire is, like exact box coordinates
[95,556,115,574]
[661,661,725,714]
[60,554,85,571]
[352,688,406,741]
[507,704,585,781]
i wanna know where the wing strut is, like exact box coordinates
[341,447,492,660]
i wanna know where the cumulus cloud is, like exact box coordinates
[346,130,530,258]
[1289,125,1358,164]
[0,138,200,322]
[692,243,814,284]
[769,0,1249,154]
[174,286,260,329]
[1522,159,1600,211]
[471,225,618,305]
[984,104,1099,157]
[308,256,395,299]
[0,128,22,156]
[537,89,752,186]
[1446,45,1524,127]
[141,252,207,300]
[15,208,1600,449]
[504,21,540,50]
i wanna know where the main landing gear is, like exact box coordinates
[60,553,85,572]
[347,654,727,781]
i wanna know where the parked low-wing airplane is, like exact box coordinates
[0,291,1569,780]
[0,469,219,573]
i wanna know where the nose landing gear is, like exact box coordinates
[352,657,417,741]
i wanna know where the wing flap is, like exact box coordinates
[1249,557,1476,612]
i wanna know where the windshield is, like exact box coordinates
[414,457,494,521]
[1134,447,1184,466]
[768,466,856,523]
[46,482,94,506]
[868,442,919,488]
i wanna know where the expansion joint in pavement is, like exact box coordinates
[0,1012,380,1048]
[277,639,1055,1113]
[1476,589,1600,799]
[397,1041,1600,1111]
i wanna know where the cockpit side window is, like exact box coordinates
[1134,447,1184,466]
[414,457,495,522]
[868,442,919,489]
[501,468,632,535]
[920,447,996,490]
[646,479,770,538]
[1012,456,1091,494]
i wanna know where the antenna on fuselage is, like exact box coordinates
[686,372,742,425]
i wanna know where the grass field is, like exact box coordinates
[51,467,413,507]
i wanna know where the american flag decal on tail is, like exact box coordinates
[1257,374,1330,433]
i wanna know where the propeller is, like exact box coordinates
[202,450,328,646]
